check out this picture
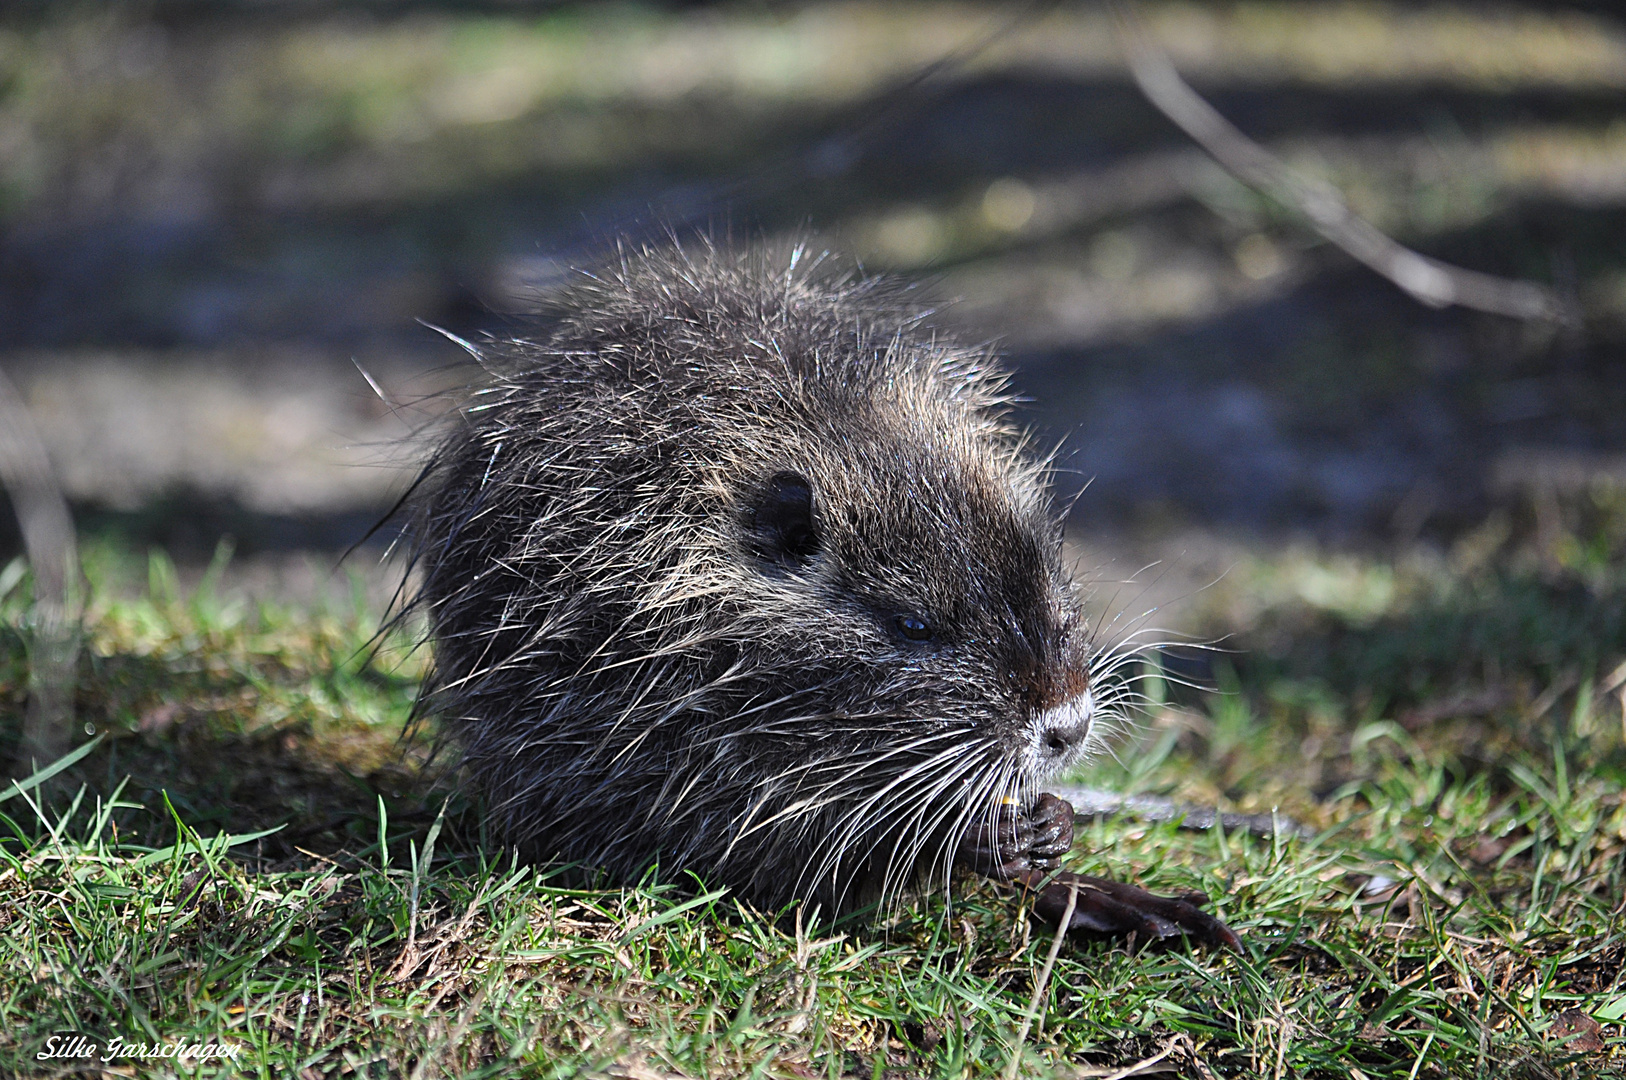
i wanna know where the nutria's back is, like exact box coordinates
[409,243,1102,912]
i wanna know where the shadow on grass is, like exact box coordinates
[0,545,455,861]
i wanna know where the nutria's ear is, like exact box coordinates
[747,471,819,564]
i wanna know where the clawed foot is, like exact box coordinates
[957,792,1074,879]
[959,792,1241,951]
[1015,867,1242,951]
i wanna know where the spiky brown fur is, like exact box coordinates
[407,242,1109,914]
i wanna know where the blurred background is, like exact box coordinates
[2,1,1625,740]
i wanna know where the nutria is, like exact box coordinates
[405,241,1236,946]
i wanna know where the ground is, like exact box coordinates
[1,494,1622,1077]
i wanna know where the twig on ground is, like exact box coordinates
[1103,1045,1180,1079]
[1109,1,1576,326]
[1005,878,1078,1080]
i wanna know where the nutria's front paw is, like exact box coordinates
[1024,792,1074,867]
[958,793,1076,879]
[1018,869,1242,951]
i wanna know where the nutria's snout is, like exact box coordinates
[1031,685,1095,774]
[1015,629,1095,774]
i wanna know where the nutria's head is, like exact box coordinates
[410,242,1110,912]
[708,373,1100,903]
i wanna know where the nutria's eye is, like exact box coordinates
[894,614,934,642]
[747,471,818,565]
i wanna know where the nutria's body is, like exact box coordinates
[408,244,1235,944]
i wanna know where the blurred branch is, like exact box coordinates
[1110,2,1577,326]
[0,365,81,776]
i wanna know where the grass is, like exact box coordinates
[0,509,1622,1079]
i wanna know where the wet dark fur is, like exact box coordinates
[406,243,1109,913]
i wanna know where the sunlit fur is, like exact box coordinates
[406,241,1117,914]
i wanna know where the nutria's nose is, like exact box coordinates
[1037,691,1093,758]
